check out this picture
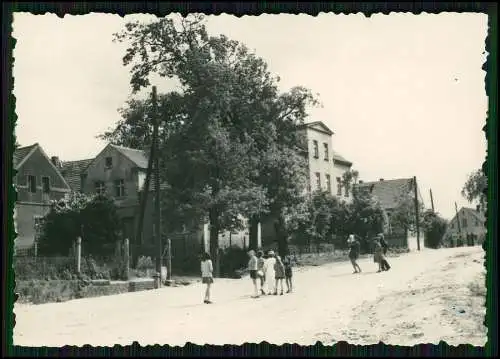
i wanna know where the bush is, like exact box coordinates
[16,279,82,304]
[220,246,248,277]
[14,256,77,281]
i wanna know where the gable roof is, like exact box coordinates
[298,121,334,136]
[14,143,71,190]
[332,150,352,166]
[356,178,415,210]
[459,207,486,224]
[110,144,149,169]
[61,159,94,192]
[13,143,39,169]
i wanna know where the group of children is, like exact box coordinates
[248,249,293,298]
[200,233,392,304]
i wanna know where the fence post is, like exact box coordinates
[76,237,82,273]
[123,238,130,280]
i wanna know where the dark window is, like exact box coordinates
[462,218,467,228]
[114,179,125,197]
[95,181,106,195]
[336,177,342,196]
[27,175,36,193]
[323,143,329,161]
[42,176,50,193]
[105,157,113,169]
[315,172,321,191]
[326,174,331,193]
[313,140,319,158]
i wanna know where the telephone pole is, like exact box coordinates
[455,202,462,234]
[413,176,421,251]
[429,189,435,213]
[152,86,163,285]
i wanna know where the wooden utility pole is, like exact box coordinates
[429,189,435,213]
[455,202,462,234]
[152,86,163,284]
[413,176,421,251]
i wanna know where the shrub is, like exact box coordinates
[14,256,76,281]
[16,280,82,304]
[220,246,248,277]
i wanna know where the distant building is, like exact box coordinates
[445,206,486,246]
[356,177,425,250]
[13,143,71,255]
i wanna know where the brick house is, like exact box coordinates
[356,178,425,250]
[13,143,71,255]
[445,206,486,246]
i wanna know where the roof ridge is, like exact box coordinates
[15,143,38,152]
[110,143,146,152]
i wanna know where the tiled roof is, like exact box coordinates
[332,150,352,166]
[61,159,93,192]
[356,178,414,210]
[13,143,38,169]
[110,144,149,169]
[461,207,486,223]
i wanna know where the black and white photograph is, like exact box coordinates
[11,11,488,347]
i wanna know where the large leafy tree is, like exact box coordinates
[461,169,487,212]
[112,15,316,274]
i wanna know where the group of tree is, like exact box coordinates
[38,192,122,257]
[290,170,386,254]
[100,14,319,275]
[461,168,487,212]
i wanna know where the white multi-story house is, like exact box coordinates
[296,121,353,200]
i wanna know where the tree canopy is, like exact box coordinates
[110,14,320,272]
[461,169,487,212]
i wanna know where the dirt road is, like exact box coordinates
[14,246,486,347]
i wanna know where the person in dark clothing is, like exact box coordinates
[348,234,362,274]
[377,234,391,271]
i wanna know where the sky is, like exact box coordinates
[12,12,488,219]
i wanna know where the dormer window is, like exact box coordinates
[105,157,113,169]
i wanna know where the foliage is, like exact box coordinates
[391,189,425,235]
[38,193,122,256]
[111,14,320,271]
[219,246,248,278]
[461,169,487,212]
[421,210,448,249]
[136,256,155,271]
[341,169,359,197]
[345,188,386,252]
[14,256,77,281]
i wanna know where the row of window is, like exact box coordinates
[25,175,51,194]
[449,217,480,229]
[312,140,329,161]
[313,173,350,197]
[95,179,126,198]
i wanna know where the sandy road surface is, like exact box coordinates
[14,246,486,347]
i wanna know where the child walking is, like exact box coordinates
[283,255,294,293]
[273,255,286,295]
[348,234,362,274]
[248,250,260,298]
[256,251,267,295]
[200,252,214,304]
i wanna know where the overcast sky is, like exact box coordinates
[12,12,488,219]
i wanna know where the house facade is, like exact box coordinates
[444,207,486,246]
[296,121,353,199]
[356,178,425,250]
[13,143,71,254]
[260,121,354,248]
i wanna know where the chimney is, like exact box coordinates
[51,156,61,168]
[379,178,384,182]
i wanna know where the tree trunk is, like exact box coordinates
[209,208,221,278]
[248,215,259,251]
[274,215,289,257]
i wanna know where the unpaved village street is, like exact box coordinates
[14,246,486,347]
